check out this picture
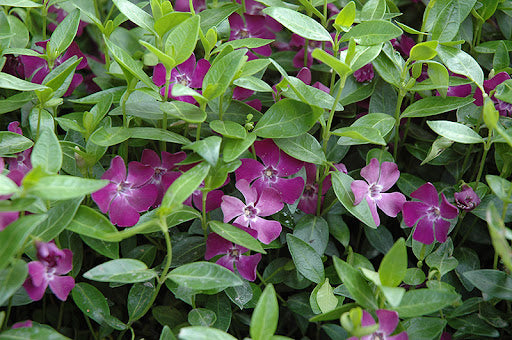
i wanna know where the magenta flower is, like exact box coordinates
[298,163,347,214]
[474,72,512,116]
[23,241,75,301]
[296,67,330,93]
[174,0,206,12]
[391,34,415,58]
[233,86,262,111]
[236,0,282,32]
[351,158,406,226]
[403,182,459,244]
[354,63,374,83]
[290,34,325,68]
[11,320,33,329]
[152,54,210,104]
[19,41,88,96]
[205,225,262,281]
[348,309,408,340]
[454,184,480,211]
[5,122,32,180]
[140,149,186,207]
[221,179,283,244]
[91,156,157,227]
[235,139,305,204]
[229,13,275,57]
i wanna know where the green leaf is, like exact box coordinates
[167,261,244,290]
[427,120,484,144]
[274,134,326,165]
[66,206,119,240]
[403,268,426,286]
[80,235,119,259]
[425,239,459,277]
[84,259,157,283]
[262,7,332,42]
[316,279,338,314]
[426,61,450,97]
[401,96,474,118]
[351,112,395,136]
[379,238,407,287]
[223,132,257,162]
[113,0,156,35]
[409,41,438,61]
[188,308,217,327]
[254,99,321,138]
[233,76,273,93]
[331,171,377,228]
[24,175,108,200]
[464,270,512,300]
[160,101,207,124]
[31,129,62,173]
[403,317,447,340]
[203,48,247,100]
[89,126,132,146]
[0,214,47,270]
[486,175,512,203]
[0,175,18,196]
[165,15,199,65]
[287,234,325,284]
[0,326,71,339]
[0,259,27,306]
[281,76,344,111]
[48,9,80,56]
[34,197,83,242]
[486,203,512,272]
[311,49,352,78]
[335,1,355,30]
[210,120,246,139]
[139,40,176,69]
[332,257,379,309]
[0,92,34,115]
[209,221,266,254]
[42,56,82,98]
[213,39,274,55]
[128,282,156,322]
[0,72,49,91]
[0,0,41,7]
[334,126,386,146]
[437,45,483,86]
[393,289,460,317]
[342,20,402,45]
[179,326,237,340]
[250,284,279,340]
[360,0,385,21]
[130,127,191,145]
[183,136,221,166]
[199,3,240,33]
[431,0,476,42]
[0,132,33,155]
[293,215,329,255]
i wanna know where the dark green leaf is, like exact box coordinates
[274,134,326,165]
[427,120,484,144]
[332,257,378,309]
[464,270,512,300]
[0,259,27,306]
[48,9,80,56]
[31,129,62,173]
[209,221,266,254]
[379,238,407,287]
[342,20,402,45]
[393,289,460,317]
[263,7,332,42]
[401,96,474,118]
[167,261,243,290]
[293,215,329,255]
[165,15,200,65]
[128,282,156,322]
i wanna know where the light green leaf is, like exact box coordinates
[401,96,474,118]
[427,120,484,144]
[379,238,407,287]
[84,259,157,283]
[209,221,266,254]
[250,284,279,340]
[263,7,332,42]
[31,129,62,174]
[342,20,402,45]
[167,261,243,290]
[274,134,326,165]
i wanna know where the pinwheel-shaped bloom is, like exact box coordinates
[351,158,406,226]
[403,182,459,244]
[23,241,75,301]
[354,63,374,83]
[91,156,157,227]
[221,179,283,244]
[229,13,275,57]
[348,310,408,340]
[19,41,88,97]
[140,149,186,207]
[454,184,481,211]
[235,139,305,204]
[205,225,262,281]
[152,54,210,104]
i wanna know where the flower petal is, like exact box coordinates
[177,54,196,76]
[152,63,167,87]
[126,161,154,187]
[256,187,284,216]
[440,193,458,219]
[236,253,262,281]
[366,196,380,226]
[378,161,400,192]
[376,309,399,335]
[410,182,439,207]
[402,201,429,227]
[161,151,187,170]
[434,218,451,243]
[216,255,235,272]
[272,176,305,204]
[351,180,369,206]
[141,149,161,168]
[190,59,210,88]
[205,233,232,259]
[276,150,304,177]
[249,216,282,244]
[413,217,435,245]
[91,183,117,213]
[102,156,126,183]
[54,249,73,275]
[221,195,245,223]
[377,192,406,218]
[360,158,380,185]
[254,139,280,167]
[360,310,376,327]
[235,158,265,183]
[109,197,140,227]
[48,275,75,301]
[125,184,157,212]
[297,67,311,85]
[27,261,46,287]
[236,179,258,205]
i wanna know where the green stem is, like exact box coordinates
[84,315,99,340]
[474,132,492,187]
[2,297,13,330]
[316,167,329,216]
[304,39,309,68]
[189,0,196,14]
[501,183,512,220]
[42,0,48,40]
[57,300,65,330]
[196,123,202,141]
[393,91,406,159]
[161,71,172,152]
[418,0,436,43]
[159,216,173,281]
[322,76,346,154]
[201,191,209,238]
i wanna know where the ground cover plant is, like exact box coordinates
[1,0,512,338]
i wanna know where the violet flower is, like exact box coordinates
[290,34,325,68]
[391,34,416,58]
[19,41,88,97]
[221,179,283,244]
[11,320,33,329]
[403,182,459,244]
[236,0,282,32]
[296,67,330,93]
[235,139,305,204]
[474,72,512,116]
[454,184,480,211]
[229,13,275,57]
[354,63,374,83]
[140,149,186,207]
[205,225,262,281]
[152,54,210,104]
[23,241,75,301]
[348,309,408,340]
[91,156,157,227]
[351,158,406,226]
[233,86,262,111]
[4,122,32,182]
[298,163,347,215]
[174,0,206,12]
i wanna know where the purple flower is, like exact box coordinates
[290,34,325,68]
[348,309,408,340]
[5,122,32,180]
[235,139,305,204]
[474,72,512,116]
[11,320,33,329]
[19,41,88,97]
[391,34,415,58]
[152,54,210,104]
[229,13,275,57]
[296,67,330,93]
[454,184,481,211]
[354,63,374,83]
[403,182,459,244]
[174,0,206,12]
[48,6,88,36]
[351,158,406,226]
[221,179,283,244]
[236,0,282,32]
[23,241,75,301]
[0,211,18,231]
[91,156,157,227]
[233,86,262,111]
[298,163,347,214]
[140,149,186,207]
[205,225,262,281]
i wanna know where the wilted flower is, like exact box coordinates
[91,156,157,227]
[23,241,75,301]
[454,184,480,211]
[205,225,262,281]
[351,158,406,226]
[221,179,283,244]
[354,63,374,83]
[348,309,408,340]
[403,182,459,244]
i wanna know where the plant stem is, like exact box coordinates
[57,300,65,330]
[322,76,346,154]
[393,90,406,159]
[474,130,492,187]
[84,315,98,340]
[2,298,13,330]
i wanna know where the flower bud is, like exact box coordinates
[454,185,481,211]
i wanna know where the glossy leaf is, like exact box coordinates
[427,120,484,144]
[333,257,378,309]
[84,259,157,283]
[393,289,460,317]
[378,238,407,287]
[293,215,329,255]
[48,8,80,56]
[31,129,62,173]
[0,259,27,306]
[128,282,156,322]
[401,96,474,118]
[24,175,108,200]
[210,120,246,139]
[113,0,156,35]
[165,15,200,65]
[250,284,279,340]
[179,326,237,340]
[167,261,243,290]
[437,45,483,86]
[287,234,325,283]
[203,48,247,100]
[342,20,402,45]
[0,131,33,155]
[263,7,332,42]
[464,270,512,300]
[209,221,266,254]
[274,134,326,165]
[160,100,207,124]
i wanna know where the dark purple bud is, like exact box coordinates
[454,185,481,211]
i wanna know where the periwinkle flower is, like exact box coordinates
[5,122,32,180]
[221,179,283,244]
[403,182,459,244]
[229,13,275,57]
[205,225,262,281]
[152,54,210,104]
[23,241,75,301]
[174,0,206,12]
[91,156,157,227]
[236,0,282,31]
[454,184,481,211]
[354,63,374,83]
[474,72,512,116]
[235,139,305,204]
[290,34,325,68]
[11,320,33,329]
[348,309,408,340]
[296,67,330,93]
[351,158,406,226]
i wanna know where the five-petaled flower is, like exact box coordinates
[91,156,157,227]
[23,241,75,301]
[205,225,262,281]
[348,309,408,340]
[402,182,459,244]
[351,158,406,226]
[221,179,283,244]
